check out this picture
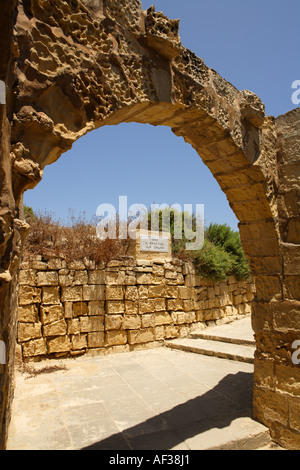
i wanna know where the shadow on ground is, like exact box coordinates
[82,371,254,450]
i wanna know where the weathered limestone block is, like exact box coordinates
[18,286,41,305]
[43,320,67,337]
[61,286,83,303]
[255,275,282,301]
[233,294,243,305]
[40,304,64,325]
[18,322,42,342]
[166,273,184,285]
[71,334,87,350]
[164,325,179,339]
[88,270,105,285]
[88,301,105,316]
[30,260,48,271]
[135,273,150,285]
[141,314,155,328]
[88,332,104,348]
[106,271,126,285]
[73,270,88,285]
[80,316,104,333]
[106,286,124,300]
[68,261,86,270]
[183,300,194,312]
[148,285,165,298]
[284,276,300,300]
[138,285,148,299]
[139,298,165,314]
[154,326,165,340]
[105,330,127,346]
[64,302,73,319]
[42,287,60,305]
[67,319,80,335]
[167,299,183,311]
[59,273,74,287]
[125,286,138,301]
[165,270,177,280]
[106,301,125,314]
[19,269,37,286]
[125,274,136,285]
[18,304,38,323]
[171,311,186,325]
[152,264,164,276]
[177,286,194,300]
[154,312,172,326]
[122,315,141,330]
[275,364,300,397]
[47,336,71,354]
[105,315,123,330]
[272,300,300,333]
[125,301,138,315]
[165,286,179,298]
[184,275,197,287]
[47,258,66,270]
[289,399,300,433]
[184,311,196,323]
[72,301,89,317]
[37,271,58,286]
[83,285,105,301]
[128,328,155,345]
[22,338,47,358]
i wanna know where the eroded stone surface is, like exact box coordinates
[0,0,299,450]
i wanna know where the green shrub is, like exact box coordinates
[188,223,250,281]
[205,223,250,280]
[190,240,233,281]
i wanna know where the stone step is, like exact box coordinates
[164,337,255,364]
[190,316,255,346]
[202,417,272,450]
[189,328,255,346]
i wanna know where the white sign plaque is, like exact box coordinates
[140,236,169,253]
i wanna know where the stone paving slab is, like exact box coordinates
[7,346,270,450]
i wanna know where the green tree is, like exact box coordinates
[24,206,36,223]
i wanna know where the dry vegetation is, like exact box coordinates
[23,209,131,265]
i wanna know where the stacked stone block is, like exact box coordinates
[17,255,255,361]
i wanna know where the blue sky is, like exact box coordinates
[24,0,299,230]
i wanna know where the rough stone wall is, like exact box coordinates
[252,108,300,449]
[0,0,24,450]
[17,256,254,361]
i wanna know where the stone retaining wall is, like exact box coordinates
[17,255,255,361]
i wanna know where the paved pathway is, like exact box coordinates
[7,317,272,450]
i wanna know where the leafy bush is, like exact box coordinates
[205,224,250,280]
[190,240,234,281]
[190,224,250,281]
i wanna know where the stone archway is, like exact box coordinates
[0,0,299,449]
